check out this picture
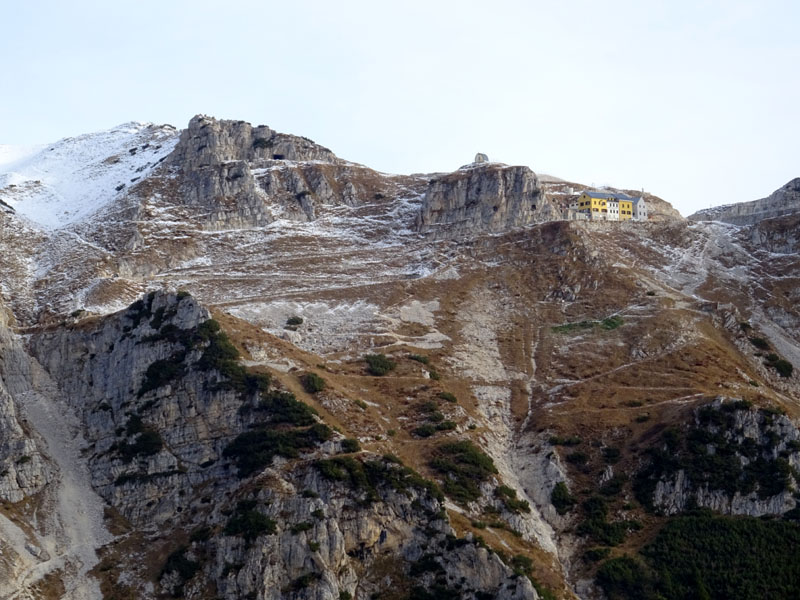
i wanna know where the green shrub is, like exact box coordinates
[314,454,442,504]
[549,435,581,446]
[772,359,794,378]
[603,447,621,464]
[286,316,303,326]
[413,424,436,438]
[161,546,200,582]
[340,438,361,453]
[495,485,531,513]
[256,390,318,426]
[438,392,457,403]
[566,451,589,465]
[749,336,770,350]
[126,414,144,436]
[435,421,457,432]
[301,372,326,393]
[409,354,429,364]
[578,496,638,546]
[600,475,627,496]
[551,482,575,515]
[510,553,534,577]
[290,521,313,534]
[584,547,611,562]
[430,440,497,504]
[138,355,185,397]
[552,316,623,334]
[225,501,276,542]
[552,320,595,333]
[189,526,212,543]
[288,572,320,591]
[117,428,163,462]
[365,353,396,376]
[601,316,624,330]
[596,556,654,600]
[428,370,441,380]
[224,424,332,476]
[419,400,438,413]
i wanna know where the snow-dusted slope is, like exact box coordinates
[0,144,45,168]
[0,123,179,229]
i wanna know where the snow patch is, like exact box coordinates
[0,122,179,230]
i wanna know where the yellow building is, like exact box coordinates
[619,199,633,221]
[575,191,610,219]
[572,191,640,221]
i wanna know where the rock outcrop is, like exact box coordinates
[163,115,425,229]
[642,399,800,517]
[748,211,800,254]
[415,163,557,238]
[689,177,800,225]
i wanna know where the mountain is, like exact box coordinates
[0,116,799,600]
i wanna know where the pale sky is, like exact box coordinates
[2,0,798,216]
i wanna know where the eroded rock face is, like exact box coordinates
[689,177,800,225]
[0,318,49,502]
[415,164,558,238]
[748,212,800,254]
[25,291,539,599]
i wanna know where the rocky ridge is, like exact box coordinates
[689,177,800,225]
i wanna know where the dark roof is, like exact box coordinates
[581,190,640,201]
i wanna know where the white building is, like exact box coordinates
[606,198,620,221]
[632,196,648,221]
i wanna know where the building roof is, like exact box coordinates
[581,190,618,200]
[581,190,643,202]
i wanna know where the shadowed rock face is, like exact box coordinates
[415,163,558,238]
[689,177,800,225]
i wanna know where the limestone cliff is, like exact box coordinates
[415,163,557,238]
[689,177,800,225]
